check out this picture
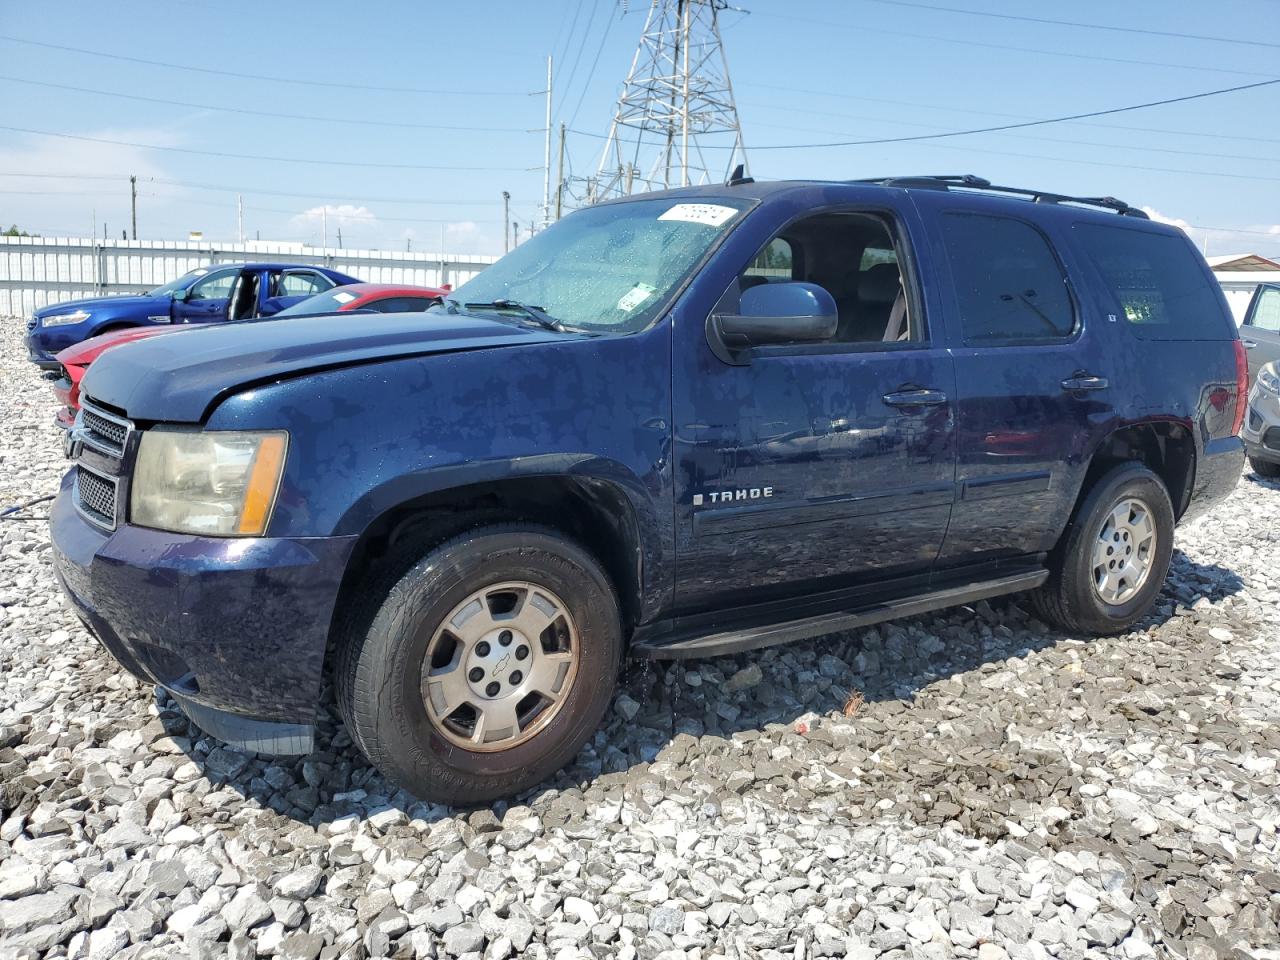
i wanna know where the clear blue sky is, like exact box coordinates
[1,0,1277,257]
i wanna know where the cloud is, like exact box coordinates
[0,127,177,237]
[290,204,377,228]
[1143,207,1280,257]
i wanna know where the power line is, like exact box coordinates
[0,76,534,134]
[0,171,526,208]
[553,0,601,117]
[739,81,1280,146]
[738,101,1280,163]
[566,4,621,128]
[0,34,526,95]
[859,0,1280,51]
[0,125,531,172]
[745,78,1280,151]
[749,13,1279,80]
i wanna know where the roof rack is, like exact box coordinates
[854,174,1148,219]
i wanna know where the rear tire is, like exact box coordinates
[1249,455,1280,479]
[336,525,621,806]
[1030,463,1174,636]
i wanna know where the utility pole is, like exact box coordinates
[237,194,244,244]
[502,191,511,253]
[129,175,137,240]
[322,207,328,250]
[555,122,566,220]
[337,226,343,249]
[511,221,518,249]
[542,55,553,228]
[680,0,691,186]
[439,224,446,288]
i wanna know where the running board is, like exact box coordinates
[632,569,1048,660]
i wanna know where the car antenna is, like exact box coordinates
[726,164,754,186]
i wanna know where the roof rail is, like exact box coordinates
[854,174,1149,219]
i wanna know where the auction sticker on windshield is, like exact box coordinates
[658,203,738,227]
[617,282,657,312]
[332,292,357,304]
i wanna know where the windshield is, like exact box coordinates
[275,288,363,316]
[446,197,750,334]
[147,267,219,297]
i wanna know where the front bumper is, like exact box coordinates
[1241,382,1280,465]
[50,473,358,754]
[25,331,60,370]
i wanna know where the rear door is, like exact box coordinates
[1241,283,1280,383]
[912,193,1116,571]
[261,269,337,315]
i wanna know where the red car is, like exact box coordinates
[51,283,449,427]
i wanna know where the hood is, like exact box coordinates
[56,325,182,366]
[80,311,574,422]
[35,294,161,317]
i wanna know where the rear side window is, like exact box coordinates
[1074,223,1231,339]
[939,213,1075,343]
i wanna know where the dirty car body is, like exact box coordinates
[50,178,1245,801]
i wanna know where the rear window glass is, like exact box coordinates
[1074,223,1231,340]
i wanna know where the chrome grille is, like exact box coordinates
[75,465,117,529]
[79,399,132,457]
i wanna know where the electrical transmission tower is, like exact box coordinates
[589,0,747,202]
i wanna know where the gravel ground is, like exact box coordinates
[1,317,1278,960]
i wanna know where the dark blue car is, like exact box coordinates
[51,175,1245,804]
[25,262,360,368]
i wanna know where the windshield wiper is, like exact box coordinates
[457,298,565,333]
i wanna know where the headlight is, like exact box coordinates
[130,428,288,536]
[1258,365,1280,395]
[41,310,91,327]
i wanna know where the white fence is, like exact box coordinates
[0,236,498,317]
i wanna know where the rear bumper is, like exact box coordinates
[50,474,357,754]
[1181,436,1245,524]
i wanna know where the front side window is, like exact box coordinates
[187,269,237,302]
[1250,287,1280,333]
[445,197,750,334]
[1074,223,1232,340]
[941,213,1075,344]
[736,211,920,346]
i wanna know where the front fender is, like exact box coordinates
[205,333,676,615]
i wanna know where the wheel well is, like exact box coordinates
[327,476,644,655]
[1082,422,1195,520]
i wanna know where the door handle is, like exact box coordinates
[1243,339,1258,349]
[1060,375,1109,392]
[882,388,947,407]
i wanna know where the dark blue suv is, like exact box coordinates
[50,175,1246,804]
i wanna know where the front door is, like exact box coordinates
[913,196,1116,570]
[172,267,237,323]
[673,202,957,613]
[1241,283,1280,384]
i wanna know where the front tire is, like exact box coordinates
[337,525,622,806]
[1249,455,1280,479]
[1030,463,1174,636]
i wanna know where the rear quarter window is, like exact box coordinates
[1073,223,1233,340]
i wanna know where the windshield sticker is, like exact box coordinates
[617,282,657,312]
[658,203,737,227]
[331,291,357,304]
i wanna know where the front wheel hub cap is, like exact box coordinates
[420,581,579,752]
[1091,496,1156,606]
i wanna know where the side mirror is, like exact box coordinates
[711,281,837,361]
[172,288,188,302]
